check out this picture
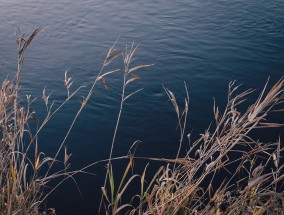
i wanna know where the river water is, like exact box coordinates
[0,0,284,214]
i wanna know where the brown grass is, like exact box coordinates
[0,28,283,215]
[141,78,284,215]
[102,78,284,215]
[0,27,53,215]
[0,28,126,214]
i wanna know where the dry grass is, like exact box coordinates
[101,79,284,214]
[1,28,283,215]
[0,27,54,215]
[103,78,284,215]
[0,28,128,214]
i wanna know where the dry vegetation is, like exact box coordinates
[133,79,284,215]
[0,28,283,215]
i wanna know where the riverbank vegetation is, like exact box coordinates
[0,28,283,214]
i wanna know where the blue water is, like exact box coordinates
[1,0,284,214]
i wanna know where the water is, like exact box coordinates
[1,0,284,214]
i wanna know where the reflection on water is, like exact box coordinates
[0,0,284,214]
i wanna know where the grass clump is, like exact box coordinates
[101,79,284,214]
[0,28,283,215]
[0,28,126,214]
[137,79,284,215]
[100,78,284,215]
[0,28,49,214]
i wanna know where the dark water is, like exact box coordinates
[1,0,284,214]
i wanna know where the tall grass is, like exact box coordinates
[137,79,284,214]
[0,28,283,215]
[100,77,284,214]
[0,28,127,214]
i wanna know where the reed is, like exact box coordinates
[0,27,53,215]
[102,78,284,214]
[0,28,125,214]
[138,78,284,215]
[0,28,283,215]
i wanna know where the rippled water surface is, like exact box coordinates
[1,0,284,214]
